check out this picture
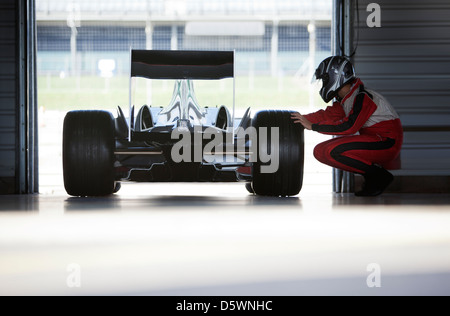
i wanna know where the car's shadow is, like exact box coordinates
[64,195,123,212]
[63,194,301,212]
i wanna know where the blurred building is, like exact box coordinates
[36,0,332,76]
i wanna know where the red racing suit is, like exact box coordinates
[304,78,403,174]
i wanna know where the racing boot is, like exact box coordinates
[355,165,394,197]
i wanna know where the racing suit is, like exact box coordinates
[304,78,403,175]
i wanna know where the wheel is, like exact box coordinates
[63,110,116,196]
[113,182,121,194]
[251,110,304,196]
[245,182,255,194]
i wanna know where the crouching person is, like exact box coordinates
[292,56,403,196]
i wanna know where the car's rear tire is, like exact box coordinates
[251,110,304,197]
[113,182,121,194]
[63,110,116,197]
[245,182,255,194]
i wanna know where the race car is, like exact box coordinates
[62,50,304,197]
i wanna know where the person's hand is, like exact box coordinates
[291,112,313,130]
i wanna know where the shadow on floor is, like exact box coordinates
[333,193,450,207]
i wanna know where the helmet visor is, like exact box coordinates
[311,72,318,84]
[311,73,323,95]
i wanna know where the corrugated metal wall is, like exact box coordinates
[0,0,18,193]
[0,0,37,194]
[352,0,450,188]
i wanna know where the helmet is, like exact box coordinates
[313,56,356,103]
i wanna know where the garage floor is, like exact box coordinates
[1,183,450,296]
[0,111,449,296]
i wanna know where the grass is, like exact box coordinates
[37,74,327,114]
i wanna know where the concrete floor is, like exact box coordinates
[0,110,449,296]
[1,184,450,296]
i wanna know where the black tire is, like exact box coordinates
[252,110,304,197]
[245,182,255,194]
[63,110,116,196]
[113,182,121,194]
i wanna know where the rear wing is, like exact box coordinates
[130,49,234,80]
[128,49,236,140]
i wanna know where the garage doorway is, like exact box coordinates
[36,0,333,195]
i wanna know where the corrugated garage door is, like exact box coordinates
[353,0,450,181]
[0,0,37,194]
[0,0,17,193]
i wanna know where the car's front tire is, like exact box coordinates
[251,110,304,197]
[63,110,116,197]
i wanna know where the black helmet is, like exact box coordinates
[313,56,356,103]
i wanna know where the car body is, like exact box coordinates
[63,50,304,197]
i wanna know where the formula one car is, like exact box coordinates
[62,50,304,197]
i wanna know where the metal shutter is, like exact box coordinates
[0,0,37,194]
[353,0,450,178]
[0,0,18,193]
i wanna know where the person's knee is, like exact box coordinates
[329,147,342,161]
[313,143,332,164]
[313,144,323,161]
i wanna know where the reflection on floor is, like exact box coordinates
[1,183,450,296]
